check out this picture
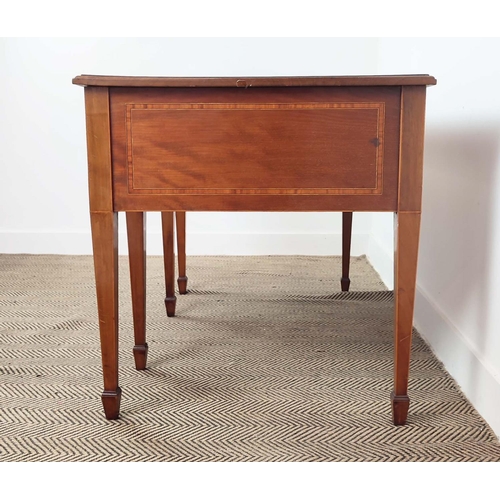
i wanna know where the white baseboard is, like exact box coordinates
[366,234,393,288]
[414,285,500,438]
[0,230,369,256]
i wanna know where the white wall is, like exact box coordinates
[0,37,378,256]
[370,38,500,436]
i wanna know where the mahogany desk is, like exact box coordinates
[73,74,437,425]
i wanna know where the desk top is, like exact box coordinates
[72,74,437,88]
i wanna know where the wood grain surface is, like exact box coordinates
[127,103,383,194]
[84,87,113,212]
[111,87,401,212]
[398,86,427,212]
[73,74,437,87]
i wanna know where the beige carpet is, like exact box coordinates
[0,254,499,461]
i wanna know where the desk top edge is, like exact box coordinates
[72,74,437,88]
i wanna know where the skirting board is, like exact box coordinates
[0,231,369,256]
[366,233,394,289]
[414,286,500,438]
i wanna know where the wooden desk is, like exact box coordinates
[73,75,437,425]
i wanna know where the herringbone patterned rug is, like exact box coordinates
[0,254,499,461]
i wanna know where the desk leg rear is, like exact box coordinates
[127,212,148,370]
[162,212,177,317]
[90,211,121,420]
[392,211,421,425]
[341,212,353,291]
[175,212,188,294]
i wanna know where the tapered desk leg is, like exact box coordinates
[341,212,353,291]
[392,212,421,425]
[175,211,188,294]
[126,212,148,370]
[90,211,121,420]
[162,212,177,317]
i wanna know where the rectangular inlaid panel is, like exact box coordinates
[111,88,401,211]
[127,103,384,195]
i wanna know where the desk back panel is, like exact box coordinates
[110,87,401,212]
